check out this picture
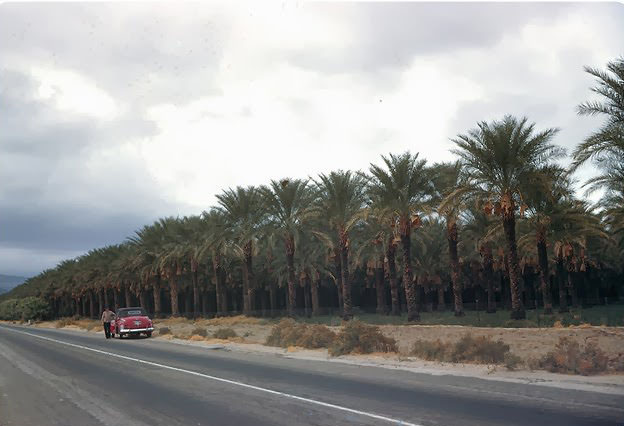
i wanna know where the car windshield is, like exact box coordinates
[117,309,147,318]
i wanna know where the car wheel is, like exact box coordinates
[146,332,152,338]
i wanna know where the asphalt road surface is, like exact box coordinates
[0,324,622,426]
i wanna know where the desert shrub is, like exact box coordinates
[609,354,624,372]
[265,319,305,347]
[538,337,608,375]
[213,327,238,339]
[450,334,510,364]
[504,353,523,370]
[411,339,452,361]
[411,334,512,365]
[191,327,208,337]
[329,321,397,357]
[265,319,335,349]
[157,326,171,335]
[295,324,336,349]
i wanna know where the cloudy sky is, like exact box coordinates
[1,2,622,277]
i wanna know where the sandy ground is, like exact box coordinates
[15,317,624,386]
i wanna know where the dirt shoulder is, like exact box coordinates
[19,317,624,392]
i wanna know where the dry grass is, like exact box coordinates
[55,318,76,328]
[55,318,100,331]
[189,335,205,341]
[202,315,263,326]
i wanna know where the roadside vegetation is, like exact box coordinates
[265,319,397,356]
[0,297,50,321]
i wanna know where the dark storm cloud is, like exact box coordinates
[0,63,186,276]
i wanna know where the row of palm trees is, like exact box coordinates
[12,57,624,322]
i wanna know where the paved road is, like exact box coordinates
[0,324,622,426]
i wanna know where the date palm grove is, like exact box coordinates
[4,57,624,322]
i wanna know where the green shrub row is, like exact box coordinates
[0,297,51,321]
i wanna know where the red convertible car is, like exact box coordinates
[111,307,154,338]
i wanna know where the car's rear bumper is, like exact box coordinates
[119,327,154,333]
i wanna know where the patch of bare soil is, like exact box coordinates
[379,324,624,361]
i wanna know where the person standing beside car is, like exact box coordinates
[101,307,116,339]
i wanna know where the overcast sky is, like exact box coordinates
[1,2,623,277]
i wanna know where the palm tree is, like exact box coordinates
[259,179,317,316]
[450,116,563,319]
[129,220,170,317]
[368,152,434,322]
[461,204,500,313]
[199,209,232,316]
[432,161,466,316]
[355,208,394,315]
[216,186,266,316]
[519,166,572,314]
[313,171,366,319]
[413,218,448,312]
[573,57,624,177]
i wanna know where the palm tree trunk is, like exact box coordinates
[501,204,526,320]
[311,275,320,316]
[269,281,277,317]
[243,241,256,316]
[169,277,180,317]
[124,284,132,308]
[447,221,464,317]
[201,290,209,316]
[536,231,553,314]
[213,256,224,317]
[103,288,110,310]
[97,289,104,314]
[400,221,419,322]
[437,287,445,311]
[334,249,343,309]
[481,244,496,313]
[219,269,228,314]
[301,273,311,318]
[386,240,400,315]
[375,255,387,314]
[339,230,353,320]
[191,263,200,318]
[139,290,148,310]
[153,277,162,318]
[113,288,119,311]
[89,291,95,318]
[567,258,579,308]
[556,254,568,313]
[285,233,296,317]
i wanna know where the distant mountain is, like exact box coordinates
[0,274,28,294]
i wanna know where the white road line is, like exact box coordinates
[1,326,420,426]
